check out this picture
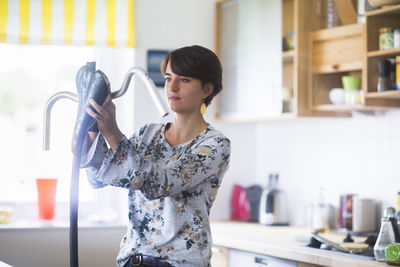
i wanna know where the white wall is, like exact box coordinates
[133,0,400,225]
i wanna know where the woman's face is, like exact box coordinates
[164,62,211,115]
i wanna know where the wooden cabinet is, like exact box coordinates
[214,1,400,121]
[309,23,366,112]
[308,2,400,113]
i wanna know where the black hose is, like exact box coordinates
[70,145,81,267]
[68,62,114,267]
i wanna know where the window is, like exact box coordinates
[0,43,134,205]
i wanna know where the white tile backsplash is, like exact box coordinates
[211,110,400,227]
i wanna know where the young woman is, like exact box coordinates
[82,45,231,267]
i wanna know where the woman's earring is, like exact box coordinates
[200,101,207,114]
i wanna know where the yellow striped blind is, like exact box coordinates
[0,0,135,47]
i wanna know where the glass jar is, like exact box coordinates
[380,27,394,50]
[316,0,340,28]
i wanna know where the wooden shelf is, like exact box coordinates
[310,23,364,75]
[366,90,400,99]
[365,4,400,17]
[311,23,364,42]
[367,48,400,58]
[283,50,295,62]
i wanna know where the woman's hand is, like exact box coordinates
[86,98,123,151]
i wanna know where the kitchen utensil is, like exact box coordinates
[245,185,263,222]
[311,232,371,255]
[229,184,262,222]
[230,184,250,221]
[259,173,289,226]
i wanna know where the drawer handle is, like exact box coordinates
[254,257,268,265]
[332,64,339,69]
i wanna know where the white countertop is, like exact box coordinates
[211,221,384,267]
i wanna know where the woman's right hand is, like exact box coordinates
[86,98,124,151]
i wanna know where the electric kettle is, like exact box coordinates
[259,173,289,226]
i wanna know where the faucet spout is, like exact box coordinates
[43,91,78,150]
[111,67,169,117]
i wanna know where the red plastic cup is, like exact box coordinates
[36,178,58,220]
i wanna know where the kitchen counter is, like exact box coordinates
[211,221,384,267]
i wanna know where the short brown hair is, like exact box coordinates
[160,45,223,107]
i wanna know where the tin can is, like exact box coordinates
[380,27,394,50]
[397,56,400,90]
[339,194,356,230]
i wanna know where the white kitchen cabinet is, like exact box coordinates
[229,249,297,267]
[215,0,283,120]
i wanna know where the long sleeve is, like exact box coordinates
[82,123,231,267]
[85,124,231,200]
[81,133,110,188]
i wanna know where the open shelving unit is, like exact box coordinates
[364,5,400,105]
[308,23,365,113]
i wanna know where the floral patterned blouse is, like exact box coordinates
[82,123,231,267]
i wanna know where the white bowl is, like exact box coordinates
[329,88,345,105]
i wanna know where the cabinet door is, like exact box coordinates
[215,0,283,120]
[228,249,297,267]
[211,245,229,267]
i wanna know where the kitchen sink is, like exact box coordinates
[301,245,376,261]
[302,234,376,261]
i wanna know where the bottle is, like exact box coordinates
[374,207,400,262]
[325,0,339,28]
[316,0,340,29]
[311,187,330,233]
